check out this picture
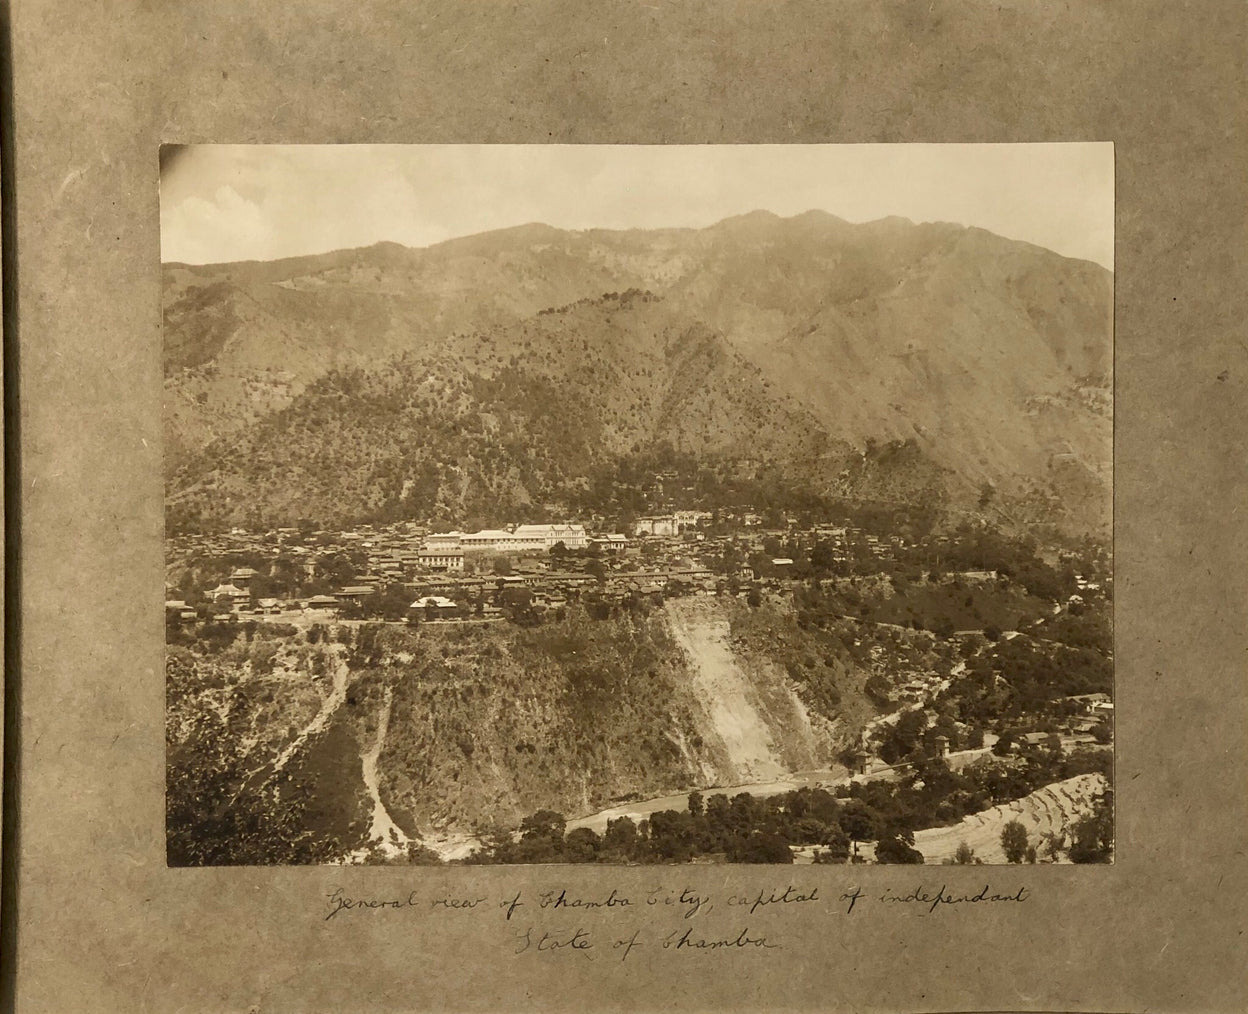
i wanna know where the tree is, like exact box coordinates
[519,809,567,842]
[819,823,851,863]
[1001,819,1029,863]
[727,831,794,864]
[791,818,832,845]
[602,816,638,858]
[167,735,347,866]
[563,827,601,863]
[705,793,731,828]
[166,655,358,866]
[687,790,705,818]
[880,709,928,765]
[1067,791,1113,863]
[319,553,357,588]
[367,584,413,621]
[838,799,879,846]
[953,841,978,865]
[875,823,924,864]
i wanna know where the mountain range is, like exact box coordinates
[163,210,1112,534]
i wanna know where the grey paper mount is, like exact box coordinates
[6,2,1247,1013]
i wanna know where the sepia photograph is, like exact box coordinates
[162,143,1114,869]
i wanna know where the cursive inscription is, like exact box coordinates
[728,884,819,915]
[878,883,1029,913]
[318,879,1032,956]
[663,926,778,951]
[325,887,419,921]
[537,888,632,912]
[514,925,594,958]
[646,885,711,918]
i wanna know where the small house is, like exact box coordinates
[207,583,251,611]
[409,595,459,620]
[417,549,464,572]
[229,567,260,589]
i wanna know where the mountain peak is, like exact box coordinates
[790,208,849,225]
[711,209,783,230]
[861,215,917,229]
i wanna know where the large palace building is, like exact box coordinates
[424,523,588,554]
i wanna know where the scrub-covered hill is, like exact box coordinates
[164,211,1112,535]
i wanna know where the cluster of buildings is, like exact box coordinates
[168,513,910,619]
[168,509,1104,633]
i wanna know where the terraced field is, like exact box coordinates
[913,772,1109,864]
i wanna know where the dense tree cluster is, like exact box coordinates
[464,738,1112,866]
[934,634,1112,731]
[465,787,858,865]
[166,548,367,603]
[1065,788,1114,863]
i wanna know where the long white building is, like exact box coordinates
[513,524,588,550]
[423,523,588,554]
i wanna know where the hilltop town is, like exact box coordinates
[167,501,1108,639]
[164,210,1112,868]
[166,491,1112,868]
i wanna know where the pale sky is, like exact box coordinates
[160,143,1114,269]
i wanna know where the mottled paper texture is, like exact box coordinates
[8,2,1247,1012]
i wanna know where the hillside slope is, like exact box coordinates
[912,772,1108,863]
[368,598,864,833]
[167,291,864,531]
[164,212,1112,532]
[166,598,873,856]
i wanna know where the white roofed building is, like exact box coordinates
[461,529,515,550]
[207,583,251,610]
[445,524,589,553]
[417,549,465,571]
[513,523,588,550]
